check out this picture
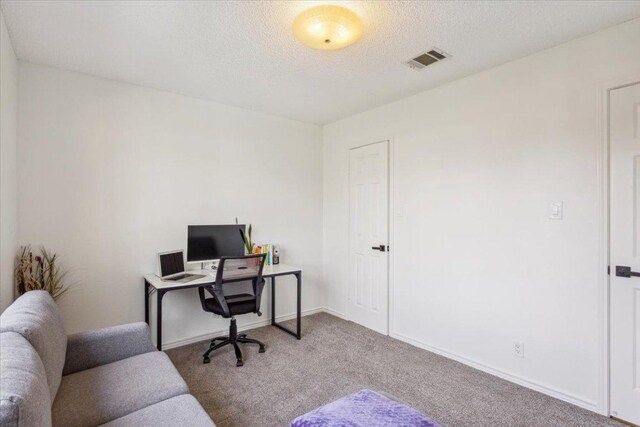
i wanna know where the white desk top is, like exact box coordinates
[144,263,302,290]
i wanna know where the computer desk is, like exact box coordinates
[143,264,302,350]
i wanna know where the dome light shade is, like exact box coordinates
[293,5,363,50]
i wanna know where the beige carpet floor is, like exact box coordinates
[166,312,621,427]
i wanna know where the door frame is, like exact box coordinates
[599,74,640,417]
[346,136,394,335]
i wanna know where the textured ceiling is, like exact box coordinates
[2,1,640,124]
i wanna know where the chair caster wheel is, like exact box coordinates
[236,360,243,367]
[259,346,266,353]
[203,357,210,364]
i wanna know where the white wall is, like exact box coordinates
[18,63,323,346]
[0,11,17,312]
[323,18,640,412]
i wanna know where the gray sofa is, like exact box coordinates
[0,290,215,427]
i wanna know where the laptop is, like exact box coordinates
[158,250,204,283]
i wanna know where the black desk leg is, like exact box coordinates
[296,271,301,339]
[270,273,302,340]
[271,276,276,326]
[144,280,150,324]
[156,290,165,351]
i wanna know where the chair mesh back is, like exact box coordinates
[216,255,265,285]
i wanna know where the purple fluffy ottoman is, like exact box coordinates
[290,389,441,427]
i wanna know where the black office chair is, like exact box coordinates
[198,254,267,367]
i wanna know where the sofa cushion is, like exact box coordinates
[0,332,52,427]
[52,351,189,427]
[63,322,155,375]
[0,291,67,400]
[99,395,215,427]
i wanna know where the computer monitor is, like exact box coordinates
[186,224,246,263]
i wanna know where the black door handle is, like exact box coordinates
[371,245,386,252]
[616,266,640,278]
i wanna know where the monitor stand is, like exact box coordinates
[199,261,218,271]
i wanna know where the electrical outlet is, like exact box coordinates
[513,341,524,358]
[548,201,563,220]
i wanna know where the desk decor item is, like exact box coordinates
[254,244,279,266]
[240,224,261,267]
[15,245,70,301]
[239,224,255,254]
[237,222,280,266]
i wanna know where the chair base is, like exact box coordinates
[203,318,265,367]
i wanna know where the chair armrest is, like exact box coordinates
[63,322,155,375]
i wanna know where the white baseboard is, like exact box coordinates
[161,307,324,350]
[322,306,346,319]
[390,331,599,413]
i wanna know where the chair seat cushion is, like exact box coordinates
[99,394,215,427]
[205,294,256,316]
[52,351,188,427]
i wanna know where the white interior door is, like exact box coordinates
[610,82,640,425]
[348,141,389,335]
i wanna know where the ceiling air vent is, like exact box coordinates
[404,49,449,70]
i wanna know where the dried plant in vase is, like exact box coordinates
[15,246,70,301]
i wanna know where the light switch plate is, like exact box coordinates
[548,201,563,220]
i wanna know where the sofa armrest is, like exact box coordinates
[63,322,155,375]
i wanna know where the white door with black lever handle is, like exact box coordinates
[609,82,640,425]
[348,141,389,335]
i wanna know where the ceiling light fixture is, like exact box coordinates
[292,5,363,51]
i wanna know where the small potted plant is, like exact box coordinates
[239,225,260,266]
